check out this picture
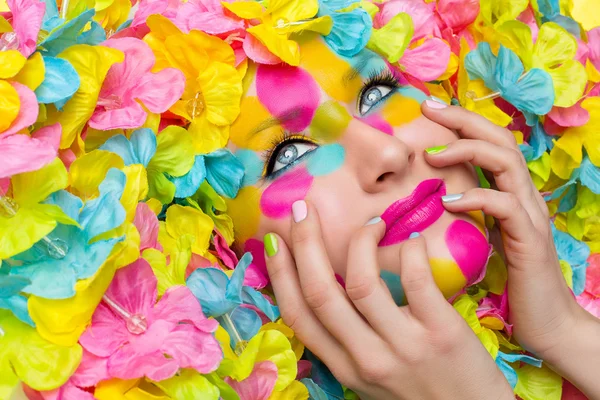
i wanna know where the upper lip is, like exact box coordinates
[380,179,445,227]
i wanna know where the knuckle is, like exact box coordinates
[303,281,332,311]
[357,363,391,385]
[345,278,378,302]
[501,128,519,148]
[280,305,303,333]
[401,269,429,294]
[505,192,522,211]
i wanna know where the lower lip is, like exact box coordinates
[378,183,446,247]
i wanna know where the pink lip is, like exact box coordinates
[379,179,446,247]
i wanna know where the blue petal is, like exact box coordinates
[39,9,95,56]
[187,267,238,317]
[35,57,80,104]
[79,168,126,240]
[226,252,252,302]
[320,0,359,9]
[0,294,35,326]
[100,134,139,165]
[300,378,329,400]
[465,42,498,91]
[11,260,77,299]
[321,7,372,57]
[53,94,72,111]
[0,275,31,297]
[170,155,206,198]
[551,222,590,295]
[537,0,560,17]
[495,357,518,389]
[242,286,280,321]
[579,155,600,194]
[76,21,106,45]
[557,184,578,212]
[235,149,262,187]
[130,128,157,167]
[45,190,83,223]
[494,46,524,89]
[527,121,550,161]
[76,237,122,279]
[305,350,345,399]
[519,143,534,162]
[495,351,542,390]
[116,19,133,32]
[501,68,554,115]
[229,306,262,345]
[205,149,245,198]
[41,0,61,31]
[547,15,581,38]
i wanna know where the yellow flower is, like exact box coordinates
[144,15,243,154]
[223,0,332,66]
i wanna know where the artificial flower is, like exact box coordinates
[173,0,246,36]
[5,0,45,57]
[89,37,185,130]
[317,0,372,57]
[0,269,33,326]
[78,258,222,383]
[158,203,214,256]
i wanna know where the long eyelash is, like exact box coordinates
[260,130,312,179]
[358,67,401,111]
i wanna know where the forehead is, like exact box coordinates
[229,37,388,150]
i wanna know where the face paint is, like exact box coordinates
[235,149,263,187]
[225,186,261,242]
[306,144,345,177]
[381,92,422,128]
[357,114,394,135]
[230,96,280,151]
[445,220,490,285]
[429,258,468,298]
[256,64,320,133]
[260,166,314,219]
[309,100,352,142]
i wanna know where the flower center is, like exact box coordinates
[186,92,206,119]
[0,32,19,52]
[97,94,123,111]
[126,314,148,334]
[0,195,18,218]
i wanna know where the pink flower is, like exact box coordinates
[4,0,45,57]
[173,0,245,35]
[1,81,39,136]
[588,27,600,73]
[0,123,61,178]
[131,0,182,28]
[79,259,222,384]
[89,37,185,130]
[225,361,278,400]
[134,202,163,252]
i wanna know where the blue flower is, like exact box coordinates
[0,266,34,326]
[318,0,372,57]
[550,221,590,295]
[8,169,126,299]
[466,43,554,120]
[519,120,555,162]
[495,351,542,389]
[545,154,600,212]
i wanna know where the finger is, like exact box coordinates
[425,139,547,229]
[422,100,518,149]
[263,232,359,383]
[290,200,387,354]
[344,217,410,340]
[440,188,538,244]
[398,233,453,324]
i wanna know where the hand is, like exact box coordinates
[421,100,600,396]
[263,200,514,400]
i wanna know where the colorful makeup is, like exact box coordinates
[259,166,313,219]
[445,219,490,285]
[309,100,352,142]
[306,144,345,177]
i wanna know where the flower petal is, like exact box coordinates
[161,324,222,373]
[224,361,278,400]
[2,82,39,136]
[400,38,451,81]
[35,56,80,104]
[151,285,218,332]
[7,0,45,57]
[79,303,128,357]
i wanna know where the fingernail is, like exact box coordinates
[264,233,278,257]
[441,193,464,203]
[425,99,447,109]
[430,96,448,105]
[365,216,382,226]
[409,232,420,239]
[425,145,447,154]
[292,200,307,223]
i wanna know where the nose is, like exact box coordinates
[342,119,414,193]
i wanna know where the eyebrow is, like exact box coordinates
[248,108,305,137]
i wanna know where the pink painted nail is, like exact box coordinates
[425,99,447,109]
[292,200,307,223]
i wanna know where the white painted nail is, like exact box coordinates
[441,193,464,203]
[365,216,382,226]
[409,232,420,239]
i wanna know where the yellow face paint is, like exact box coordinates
[381,92,422,127]
[225,186,261,242]
[467,210,487,235]
[309,100,352,142]
[429,258,468,298]
[229,96,281,151]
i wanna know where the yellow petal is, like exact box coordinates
[532,22,578,70]
[514,364,562,400]
[188,115,230,154]
[570,0,600,30]
[154,369,219,400]
[586,59,600,83]
[269,0,319,22]
[197,61,242,126]
[225,186,261,242]
[94,0,131,32]
[247,24,300,66]
[0,79,20,133]
[527,152,552,190]
[165,204,214,255]
[581,97,600,166]
[222,1,266,20]
[550,129,584,179]
[44,45,124,149]
[479,0,528,27]
[0,49,26,79]
[465,81,513,127]
[12,51,46,91]
[366,12,413,63]
[69,149,125,200]
[281,15,332,35]
[121,164,149,222]
[268,381,309,400]
[12,158,68,206]
[495,20,533,68]
[0,15,12,32]
[147,125,195,176]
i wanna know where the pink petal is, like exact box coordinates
[0,123,61,178]
[79,303,128,357]
[59,148,77,169]
[547,102,590,128]
[0,178,9,194]
[88,100,148,130]
[400,38,451,81]
[435,0,479,32]
[102,38,155,85]
[585,253,600,296]
[7,0,45,57]
[296,360,312,380]
[243,239,269,289]
[517,6,539,42]
[577,293,600,318]
[2,82,39,136]
[132,0,170,27]
[104,259,158,318]
[243,34,282,65]
[135,67,185,113]
[150,286,219,332]
[70,351,110,387]
[375,0,439,39]
[175,0,244,34]
[161,324,223,373]
[562,379,588,399]
[109,348,179,381]
[575,38,589,64]
[134,202,162,251]
[214,230,238,269]
[225,361,278,400]
[589,27,600,72]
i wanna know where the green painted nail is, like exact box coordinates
[264,233,278,257]
[425,145,447,155]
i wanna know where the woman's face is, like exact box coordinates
[226,36,489,301]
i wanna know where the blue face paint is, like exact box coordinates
[306,143,345,177]
[398,86,429,103]
[380,270,405,306]
[235,149,263,187]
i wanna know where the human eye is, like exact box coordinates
[358,69,400,115]
[264,134,318,178]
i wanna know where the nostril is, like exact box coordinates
[377,172,392,182]
[408,152,415,164]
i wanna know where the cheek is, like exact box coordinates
[357,114,394,135]
[260,166,314,219]
[306,144,345,177]
[445,219,490,285]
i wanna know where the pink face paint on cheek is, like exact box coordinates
[256,64,320,133]
[260,166,314,219]
[445,220,491,285]
[357,114,394,135]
